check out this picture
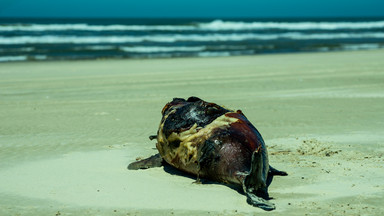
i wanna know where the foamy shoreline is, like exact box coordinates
[0,50,383,215]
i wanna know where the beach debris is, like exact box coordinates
[297,139,341,156]
[128,97,287,211]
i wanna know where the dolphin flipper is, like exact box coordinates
[128,153,163,170]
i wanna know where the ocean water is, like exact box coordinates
[0,17,384,62]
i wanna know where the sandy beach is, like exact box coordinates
[0,50,383,215]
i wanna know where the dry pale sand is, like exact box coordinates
[0,50,383,216]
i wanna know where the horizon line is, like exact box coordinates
[1,15,384,19]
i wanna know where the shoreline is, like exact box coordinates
[1,49,384,64]
[1,49,383,215]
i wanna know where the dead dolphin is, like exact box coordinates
[128,97,287,211]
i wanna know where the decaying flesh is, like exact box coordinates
[128,97,287,211]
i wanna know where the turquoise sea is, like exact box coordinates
[0,17,384,62]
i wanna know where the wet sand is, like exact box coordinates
[0,50,384,215]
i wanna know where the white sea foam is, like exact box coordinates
[1,20,384,32]
[73,45,116,51]
[120,46,206,53]
[198,20,384,30]
[279,32,384,40]
[0,55,48,62]
[0,56,28,62]
[341,43,382,51]
[197,51,231,57]
[1,32,383,45]
[33,55,48,60]
[0,35,141,44]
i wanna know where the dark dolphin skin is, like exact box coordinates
[128,97,287,211]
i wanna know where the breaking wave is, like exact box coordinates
[119,46,206,53]
[198,20,384,30]
[1,20,384,32]
[1,32,383,44]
